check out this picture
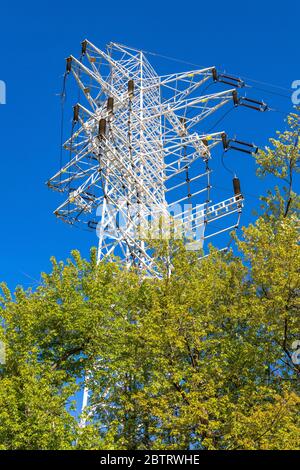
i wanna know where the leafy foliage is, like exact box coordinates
[0,113,299,450]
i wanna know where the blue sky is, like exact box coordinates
[0,0,298,290]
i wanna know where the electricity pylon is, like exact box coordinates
[48,41,266,274]
[48,40,267,420]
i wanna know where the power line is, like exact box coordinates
[113,42,293,99]
[206,106,237,133]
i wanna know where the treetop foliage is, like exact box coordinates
[0,112,299,450]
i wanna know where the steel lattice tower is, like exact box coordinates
[48,41,267,419]
[48,40,267,276]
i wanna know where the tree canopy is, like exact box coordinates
[0,112,299,450]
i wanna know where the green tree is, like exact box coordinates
[0,113,299,450]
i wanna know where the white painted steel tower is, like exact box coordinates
[48,41,266,275]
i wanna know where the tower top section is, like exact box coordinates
[48,40,267,274]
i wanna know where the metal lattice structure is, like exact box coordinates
[48,40,267,276]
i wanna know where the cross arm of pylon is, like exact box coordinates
[142,89,235,123]
[164,131,224,154]
[176,195,243,226]
[53,168,103,216]
[170,88,235,116]
[84,40,134,80]
[48,139,100,190]
[48,163,98,192]
[63,105,102,151]
[158,67,215,86]
[148,68,215,100]
[69,55,124,105]
[163,132,225,179]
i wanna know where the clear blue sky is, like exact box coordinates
[0,0,298,290]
